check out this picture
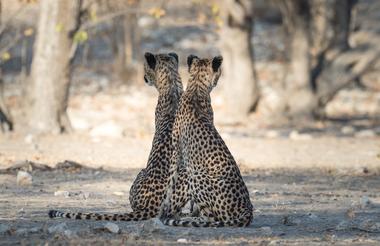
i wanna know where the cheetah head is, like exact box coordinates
[143,52,180,91]
[187,54,223,91]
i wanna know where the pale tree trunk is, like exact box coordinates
[123,3,140,68]
[0,0,13,132]
[0,72,13,132]
[279,0,314,120]
[220,0,259,122]
[275,0,371,121]
[114,0,141,84]
[27,0,82,134]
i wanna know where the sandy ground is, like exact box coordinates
[0,162,380,245]
[1,85,380,244]
[1,134,380,172]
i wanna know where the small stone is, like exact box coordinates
[308,213,319,220]
[104,222,120,234]
[29,227,42,233]
[81,191,91,200]
[289,130,312,140]
[0,224,10,234]
[106,199,118,206]
[336,221,351,231]
[63,229,75,238]
[360,196,372,209]
[177,238,188,243]
[16,227,41,236]
[54,190,70,198]
[345,208,356,219]
[355,130,376,138]
[17,171,33,186]
[16,228,29,236]
[48,222,67,234]
[268,240,280,245]
[341,126,355,135]
[142,218,165,233]
[24,134,34,144]
[259,226,273,236]
[282,216,300,226]
[113,191,125,197]
[265,130,279,138]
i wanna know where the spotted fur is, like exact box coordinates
[159,55,254,227]
[49,52,187,221]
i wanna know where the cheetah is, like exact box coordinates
[159,55,253,227]
[49,52,189,221]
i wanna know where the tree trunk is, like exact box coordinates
[279,0,315,120]
[220,0,259,122]
[0,72,13,132]
[0,0,13,132]
[274,0,366,121]
[27,0,81,134]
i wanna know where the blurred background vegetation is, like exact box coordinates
[0,0,379,136]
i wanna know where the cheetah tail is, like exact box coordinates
[48,209,154,221]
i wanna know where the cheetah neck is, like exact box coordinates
[154,70,183,133]
[186,75,213,123]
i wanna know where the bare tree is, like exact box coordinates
[0,0,13,132]
[220,0,259,122]
[0,73,13,132]
[26,0,82,134]
[278,0,314,120]
[275,0,379,121]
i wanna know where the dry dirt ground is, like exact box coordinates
[1,135,380,245]
[1,85,380,245]
[1,161,380,245]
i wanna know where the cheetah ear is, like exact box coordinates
[212,56,223,72]
[144,52,156,70]
[168,52,179,64]
[187,54,199,71]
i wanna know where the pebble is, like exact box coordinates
[289,130,312,140]
[265,130,280,138]
[341,126,355,135]
[142,218,166,233]
[113,191,125,197]
[15,228,32,236]
[17,171,33,186]
[24,134,34,144]
[336,221,351,231]
[81,191,91,200]
[360,196,372,209]
[258,226,273,236]
[0,224,10,234]
[355,130,376,138]
[48,222,67,234]
[106,199,118,206]
[54,190,70,198]
[63,229,75,238]
[104,222,120,234]
[177,238,188,243]
[308,213,319,220]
